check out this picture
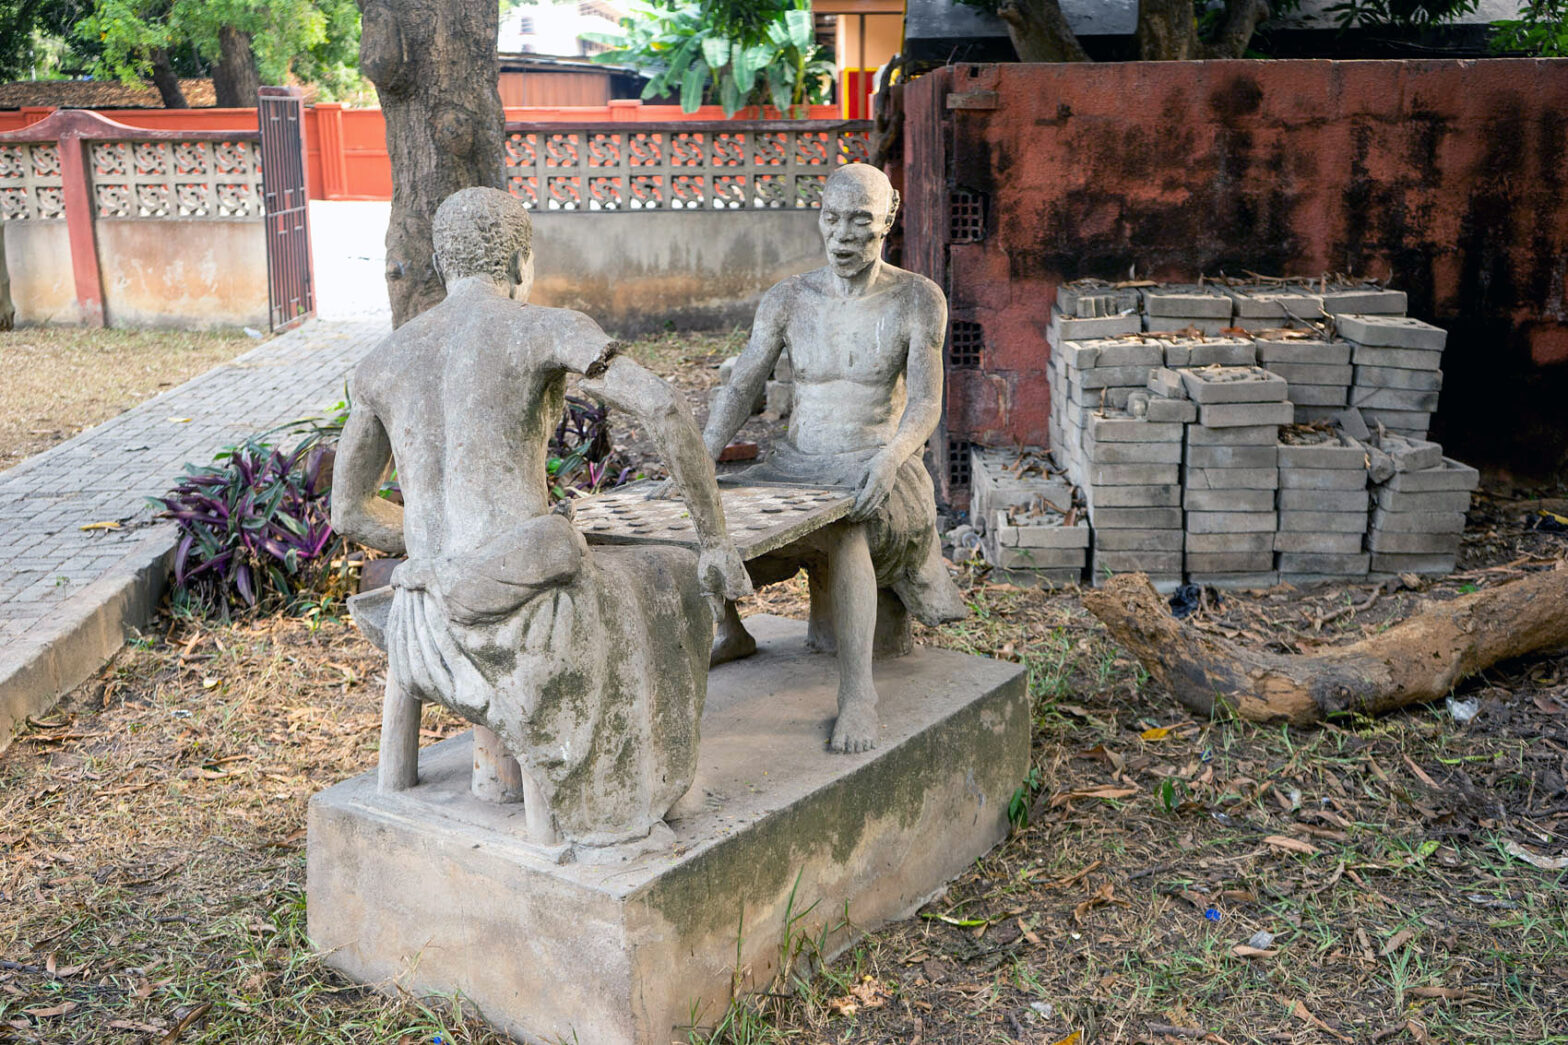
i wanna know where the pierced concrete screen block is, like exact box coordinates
[947,436,974,489]
[948,187,986,243]
[949,320,983,368]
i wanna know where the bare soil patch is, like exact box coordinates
[1,330,1565,1044]
[0,328,255,472]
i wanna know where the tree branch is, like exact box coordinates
[1203,0,1271,58]
[997,0,1092,62]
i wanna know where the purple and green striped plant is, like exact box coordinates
[152,437,340,619]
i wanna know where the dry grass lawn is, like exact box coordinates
[0,328,256,472]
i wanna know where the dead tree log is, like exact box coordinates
[358,0,505,327]
[1081,569,1568,726]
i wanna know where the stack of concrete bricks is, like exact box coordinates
[1079,411,1184,589]
[1317,284,1408,316]
[1141,284,1235,335]
[1366,444,1478,576]
[1255,333,1352,424]
[1179,366,1293,587]
[1049,336,1166,488]
[1046,284,1144,470]
[1275,432,1371,582]
[970,448,1088,584]
[1338,314,1446,439]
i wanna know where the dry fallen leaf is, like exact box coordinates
[1291,999,1351,1042]
[1231,944,1278,958]
[1264,834,1321,856]
[1381,928,1416,956]
[1050,785,1138,808]
[79,520,122,531]
[1503,839,1568,871]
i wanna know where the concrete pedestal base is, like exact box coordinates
[306,615,1027,1045]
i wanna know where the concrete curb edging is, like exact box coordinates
[0,525,176,755]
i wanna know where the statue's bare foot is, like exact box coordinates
[710,625,758,666]
[829,695,878,753]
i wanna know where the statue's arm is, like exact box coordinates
[558,317,752,600]
[701,284,788,459]
[884,278,947,466]
[329,392,406,556]
[849,279,946,521]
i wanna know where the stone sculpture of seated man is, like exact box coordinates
[331,187,751,849]
[702,163,968,754]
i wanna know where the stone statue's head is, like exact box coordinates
[819,163,899,279]
[433,187,535,300]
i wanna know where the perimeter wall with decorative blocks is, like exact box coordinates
[900,59,1568,502]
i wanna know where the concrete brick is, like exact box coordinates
[1083,483,1182,508]
[1146,367,1187,399]
[1318,288,1407,315]
[1186,511,1278,534]
[1084,440,1184,465]
[1186,424,1280,446]
[1367,531,1463,553]
[1383,436,1444,473]
[1233,318,1315,332]
[1146,316,1233,337]
[1274,531,1364,553]
[1198,401,1294,427]
[1369,508,1467,534]
[1186,444,1278,469]
[1358,408,1432,433]
[1278,510,1369,533]
[1091,551,1184,573]
[1276,552,1371,574]
[1185,531,1276,552]
[1353,365,1444,391]
[1057,341,1101,368]
[1185,341,1258,367]
[1087,462,1180,486]
[1184,488,1277,512]
[1049,312,1143,343]
[1282,384,1350,407]
[1185,551,1274,572]
[1335,314,1446,350]
[1142,285,1234,318]
[1091,506,1184,529]
[1255,338,1351,365]
[1371,487,1473,513]
[990,566,1087,587]
[1091,528,1185,552]
[1183,466,1279,490]
[1180,366,1288,404]
[992,513,1092,549]
[1349,344,1445,370]
[1350,387,1441,411]
[1277,488,1369,511]
[1277,443,1366,470]
[1084,416,1185,443]
[1369,552,1458,574]
[1224,286,1325,319]
[1057,283,1142,317]
[1093,341,1166,368]
[1075,365,1161,390]
[987,543,1088,569]
[1188,571,1281,589]
[1145,398,1197,423]
[1262,362,1353,384]
[1278,467,1368,491]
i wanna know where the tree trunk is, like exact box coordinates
[1081,570,1568,726]
[1202,0,1270,58]
[1136,0,1202,60]
[149,47,189,109]
[211,26,262,109]
[996,0,1091,63]
[358,0,505,327]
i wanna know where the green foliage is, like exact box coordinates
[1324,0,1482,28]
[584,0,833,117]
[76,0,362,97]
[0,0,97,80]
[1008,766,1043,831]
[1492,0,1568,54]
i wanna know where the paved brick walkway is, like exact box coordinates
[0,319,386,647]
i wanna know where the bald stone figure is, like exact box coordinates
[703,163,967,754]
[332,187,751,849]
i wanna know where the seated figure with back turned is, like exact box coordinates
[331,187,751,850]
[703,162,967,754]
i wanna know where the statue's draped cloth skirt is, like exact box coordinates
[385,538,710,846]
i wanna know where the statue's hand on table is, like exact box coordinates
[698,540,754,601]
[849,452,899,522]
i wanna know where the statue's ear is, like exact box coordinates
[885,188,901,230]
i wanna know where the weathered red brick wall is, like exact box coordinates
[903,59,1568,490]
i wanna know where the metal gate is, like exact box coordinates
[257,86,315,332]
